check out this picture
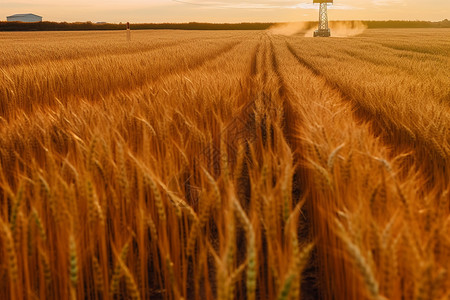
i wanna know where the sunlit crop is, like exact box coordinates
[0,28,449,300]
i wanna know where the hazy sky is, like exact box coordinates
[2,0,449,23]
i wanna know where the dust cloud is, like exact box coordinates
[268,22,310,36]
[329,21,367,37]
[268,21,367,37]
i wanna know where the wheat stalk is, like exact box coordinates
[117,257,141,300]
[92,256,104,292]
[10,183,24,234]
[336,220,380,300]
[31,208,47,242]
[1,220,19,282]
[110,241,130,296]
[39,248,52,287]
[327,143,345,174]
[69,234,78,289]
[144,173,166,222]
[232,195,257,300]
[277,273,294,300]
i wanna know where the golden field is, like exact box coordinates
[0,28,449,300]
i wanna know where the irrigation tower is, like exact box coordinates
[313,0,333,37]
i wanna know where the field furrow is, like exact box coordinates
[270,35,449,299]
[285,41,449,188]
[0,37,247,121]
[0,30,246,67]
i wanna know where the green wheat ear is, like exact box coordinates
[69,234,78,288]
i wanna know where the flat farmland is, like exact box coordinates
[0,29,449,300]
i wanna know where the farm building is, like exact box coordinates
[7,13,42,22]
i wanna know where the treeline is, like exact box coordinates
[0,20,449,31]
[0,21,273,31]
[365,19,450,28]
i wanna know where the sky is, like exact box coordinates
[2,0,449,23]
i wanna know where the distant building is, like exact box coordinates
[96,22,107,24]
[7,14,42,22]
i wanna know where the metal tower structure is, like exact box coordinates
[313,0,333,37]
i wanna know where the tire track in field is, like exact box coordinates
[270,38,391,300]
[274,36,414,300]
[182,39,262,300]
[218,37,306,299]
[285,41,449,187]
[273,38,448,299]
[266,37,319,300]
[246,37,289,299]
[269,38,343,300]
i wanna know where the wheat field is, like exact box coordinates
[0,28,449,300]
